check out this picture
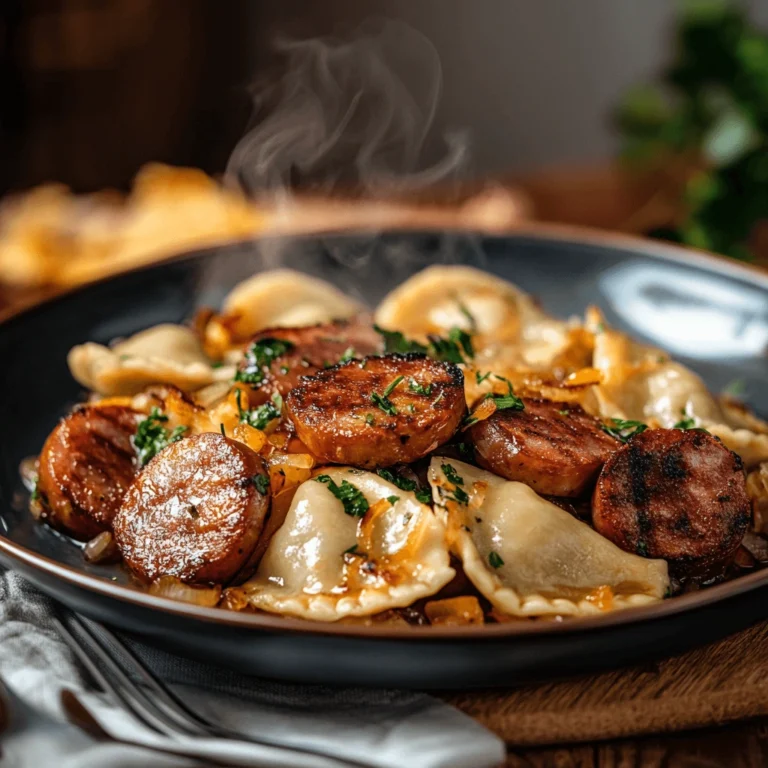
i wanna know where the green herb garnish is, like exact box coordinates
[236,389,283,431]
[483,377,524,412]
[374,325,428,355]
[475,371,492,385]
[315,475,369,517]
[386,495,400,505]
[408,378,432,396]
[602,418,648,443]
[252,474,270,495]
[133,408,188,466]
[377,468,432,504]
[371,375,404,415]
[440,463,469,505]
[448,327,474,360]
[673,416,696,430]
[365,413,376,426]
[235,338,295,386]
[457,300,477,332]
[339,347,357,363]
[488,551,504,569]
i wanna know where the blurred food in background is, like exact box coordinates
[0,0,765,321]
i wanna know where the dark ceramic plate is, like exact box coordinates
[1,225,767,689]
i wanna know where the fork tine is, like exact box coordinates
[75,616,214,736]
[53,615,190,739]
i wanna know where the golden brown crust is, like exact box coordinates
[113,432,270,585]
[285,354,465,469]
[469,399,620,497]
[238,317,382,404]
[592,429,750,576]
[37,405,139,541]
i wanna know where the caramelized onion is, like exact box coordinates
[149,576,222,607]
[425,596,484,626]
[83,531,119,564]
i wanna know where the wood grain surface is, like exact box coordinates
[438,620,768,766]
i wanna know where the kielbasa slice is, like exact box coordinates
[592,428,750,576]
[113,432,270,585]
[37,405,139,541]
[237,317,382,404]
[285,354,465,469]
[469,399,620,497]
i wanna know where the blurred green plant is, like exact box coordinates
[615,0,768,260]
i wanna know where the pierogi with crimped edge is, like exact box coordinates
[229,468,455,621]
[26,263,765,627]
[427,459,669,617]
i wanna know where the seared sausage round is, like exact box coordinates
[237,317,382,404]
[113,432,270,585]
[285,354,465,469]
[469,399,620,497]
[37,405,139,541]
[592,429,750,576]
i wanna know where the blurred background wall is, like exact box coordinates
[3,0,768,193]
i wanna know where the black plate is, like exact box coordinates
[1,225,767,689]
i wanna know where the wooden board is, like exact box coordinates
[441,620,768,748]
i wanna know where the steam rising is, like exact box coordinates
[226,21,469,199]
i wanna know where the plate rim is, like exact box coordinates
[2,223,767,642]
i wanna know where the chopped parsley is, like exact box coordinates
[374,325,428,355]
[457,300,477,332]
[210,361,225,369]
[377,468,432,504]
[441,463,465,486]
[236,389,283,431]
[449,327,474,359]
[252,474,270,495]
[386,495,400,505]
[557,409,570,416]
[343,543,365,557]
[673,416,696,430]
[602,418,648,443]
[374,324,474,364]
[408,378,432,396]
[439,463,469,505]
[133,408,188,466]
[339,346,357,363]
[220,423,226,436]
[488,551,504,569]
[365,413,376,426]
[315,475,369,517]
[30,476,40,503]
[486,383,524,411]
[371,375,404,415]
[475,371,492,385]
[415,488,432,505]
[428,333,466,364]
[235,338,294,386]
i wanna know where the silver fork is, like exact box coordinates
[52,608,367,767]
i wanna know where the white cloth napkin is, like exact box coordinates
[0,571,505,768]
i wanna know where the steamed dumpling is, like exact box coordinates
[374,265,568,364]
[239,468,454,621]
[221,269,365,337]
[428,458,669,617]
[68,324,233,396]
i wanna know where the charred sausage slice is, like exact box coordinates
[237,317,382,404]
[285,354,465,469]
[113,432,270,585]
[468,399,620,497]
[37,405,139,541]
[592,428,750,576]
